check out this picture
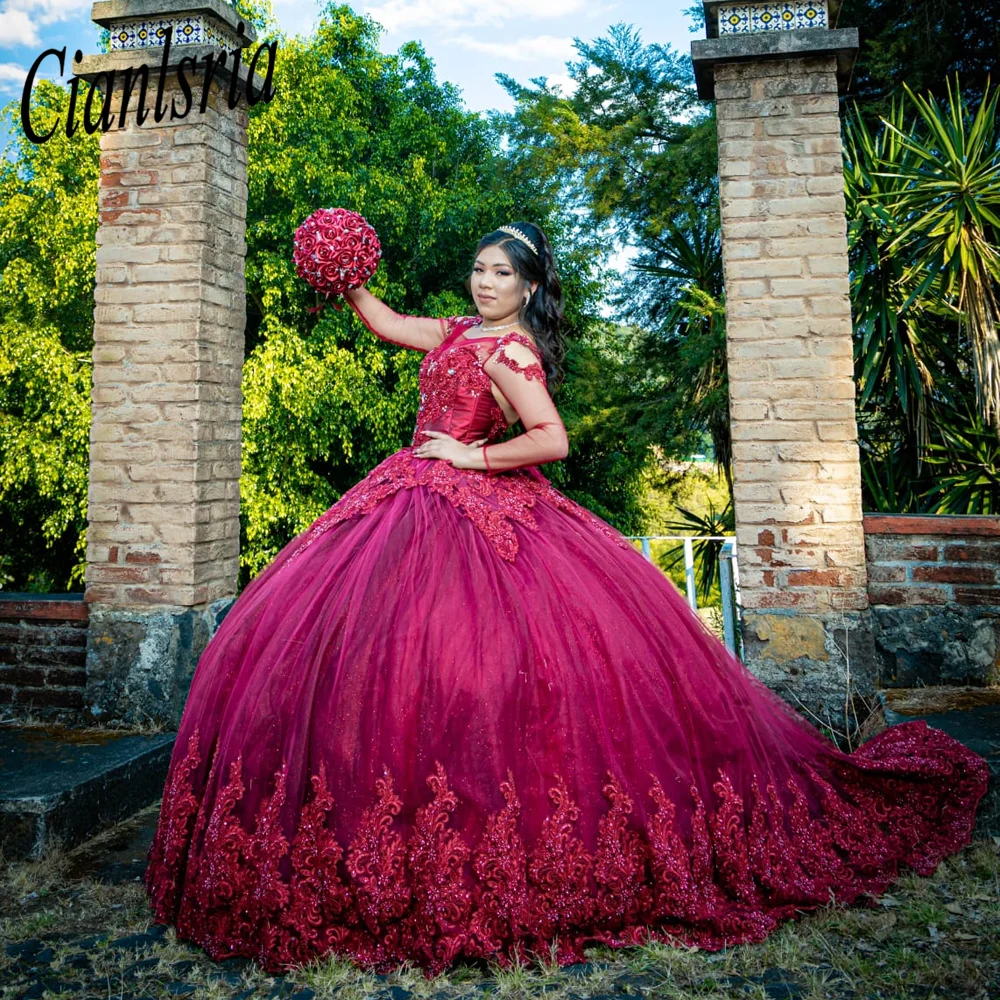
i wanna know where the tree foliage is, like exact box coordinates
[846,79,1000,514]
[492,23,724,504]
[0,82,97,591]
[841,0,999,123]
[237,3,612,579]
[0,1,615,590]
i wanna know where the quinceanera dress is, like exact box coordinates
[144,310,989,977]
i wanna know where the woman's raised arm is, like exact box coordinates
[343,287,453,353]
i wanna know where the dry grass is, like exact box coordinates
[0,710,169,737]
[2,808,998,1000]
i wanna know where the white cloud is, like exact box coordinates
[363,0,587,33]
[444,33,577,64]
[0,59,26,85]
[0,8,37,46]
[0,0,90,48]
[0,56,61,93]
[544,72,578,97]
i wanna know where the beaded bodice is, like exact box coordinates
[410,316,543,448]
[285,315,634,565]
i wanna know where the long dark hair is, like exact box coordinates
[467,222,566,391]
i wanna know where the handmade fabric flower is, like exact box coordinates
[293,208,382,298]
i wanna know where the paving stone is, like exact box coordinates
[72,933,109,948]
[170,959,197,977]
[109,931,164,952]
[17,979,83,998]
[562,962,612,977]
[611,972,663,993]
[62,951,93,971]
[217,955,254,972]
[5,939,44,959]
[764,983,805,1000]
[165,983,199,995]
[208,969,248,986]
[290,990,317,1000]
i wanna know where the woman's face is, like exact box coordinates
[470,243,537,323]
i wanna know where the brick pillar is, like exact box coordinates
[76,2,258,725]
[693,5,877,724]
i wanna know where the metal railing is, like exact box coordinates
[625,534,743,660]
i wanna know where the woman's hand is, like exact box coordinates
[414,431,488,469]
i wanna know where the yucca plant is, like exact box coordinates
[632,212,731,488]
[875,76,1000,436]
[660,498,734,601]
[844,99,953,453]
[920,401,1000,514]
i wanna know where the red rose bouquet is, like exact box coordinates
[293,208,382,302]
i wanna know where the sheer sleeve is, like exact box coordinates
[481,334,569,474]
[343,288,458,353]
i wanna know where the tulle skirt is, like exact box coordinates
[143,462,989,976]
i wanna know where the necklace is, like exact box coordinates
[479,320,521,333]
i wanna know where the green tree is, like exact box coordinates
[840,0,999,124]
[237,3,611,579]
[0,82,98,591]
[845,78,1000,514]
[493,23,726,505]
[0,2,617,589]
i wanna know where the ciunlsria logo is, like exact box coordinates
[20,20,277,145]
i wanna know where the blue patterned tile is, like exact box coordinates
[109,15,237,51]
[718,1,828,35]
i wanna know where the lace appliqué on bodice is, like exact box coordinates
[283,320,634,564]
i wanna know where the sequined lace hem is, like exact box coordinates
[144,721,988,978]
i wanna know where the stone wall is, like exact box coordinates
[865,514,1000,688]
[0,596,89,720]
[86,79,246,609]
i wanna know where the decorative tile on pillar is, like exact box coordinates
[718,1,829,34]
[109,15,237,51]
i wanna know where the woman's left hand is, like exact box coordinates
[414,431,488,469]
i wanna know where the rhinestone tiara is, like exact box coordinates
[497,225,538,255]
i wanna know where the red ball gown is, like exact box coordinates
[144,311,989,977]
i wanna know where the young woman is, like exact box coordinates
[144,222,988,977]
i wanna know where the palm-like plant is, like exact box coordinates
[661,498,734,601]
[632,210,732,488]
[844,99,951,452]
[920,401,1000,514]
[875,76,1000,435]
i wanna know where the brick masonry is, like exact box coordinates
[85,76,247,611]
[864,514,1000,687]
[712,55,876,722]
[82,69,248,725]
[0,596,89,720]
[716,56,868,617]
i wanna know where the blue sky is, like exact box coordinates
[1,0,700,116]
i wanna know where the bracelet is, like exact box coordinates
[483,445,492,474]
